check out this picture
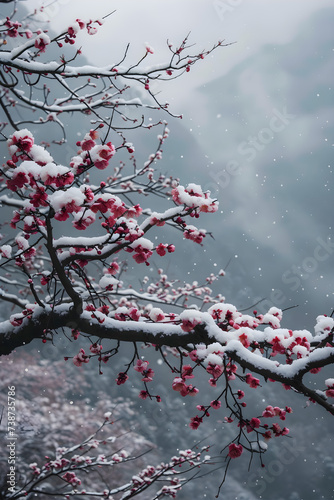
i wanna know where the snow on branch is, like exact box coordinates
[0,9,230,138]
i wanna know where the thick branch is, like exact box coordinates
[0,307,208,356]
[1,309,334,417]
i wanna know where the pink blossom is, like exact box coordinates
[180,313,202,332]
[40,274,50,286]
[150,216,166,226]
[7,171,29,191]
[149,307,165,322]
[239,332,250,348]
[107,261,119,274]
[73,349,89,367]
[141,368,154,383]
[208,378,217,387]
[124,204,142,218]
[227,443,243,459]
[182,385,199,397]
[188,350,198,362]
[156,243,167,256]
[34,32,50,53]
[90,142,115,170]
[129,307,141,321]
[189,415,203,430]
[182,365,194,379]
[134,359,149,373]
[272,423,289,437]
[183,226,206,244]
[206,363,223,379]
[247,417,261,433]
[62,471,81,486]
[237,390,245,399]
[30,187,48,207]
[172,377,187,392]
[54,209,69,221]
[116,372,128,385]
[81,137,96,151]
[210,400,221,409]
[199,201,219,213]
[67,22,80,37]
[89,343,102,354]
[76,18,86,29]
[5,18,22,38]
[262,405,275,418]
[139,390,148,400]
[8,130,34,154]
[245,373,260,388]
[10,315,24,327]
[132,245,153,264]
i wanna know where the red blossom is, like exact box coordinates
[156,243,167,256]
[247,417,261,433]
[34,32,50,52]
[189,415,202,430]
[116,372,129,385]
[134,359,149,373]
[181,365,194,380]
[245,373,260,388]
[227,443,243,459]
[141,368,154,382]
[237,390,245,399]
[206,363,223,379]
[73,349,89,367]
[172,377,186,392]
[326,389,334,398]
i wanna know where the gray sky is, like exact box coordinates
[31,0,333,102]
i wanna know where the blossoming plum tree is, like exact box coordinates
[0,3,333,497]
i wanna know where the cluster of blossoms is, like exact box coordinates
[62,18,103,45]
[25,416,211,499]
[325,378,334,398]
[77,299,332,466]
[127,448,210,498]
[1,12,102,50]
[171,183,219,214]
[3,129,210,275]
[172,364,199,397]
